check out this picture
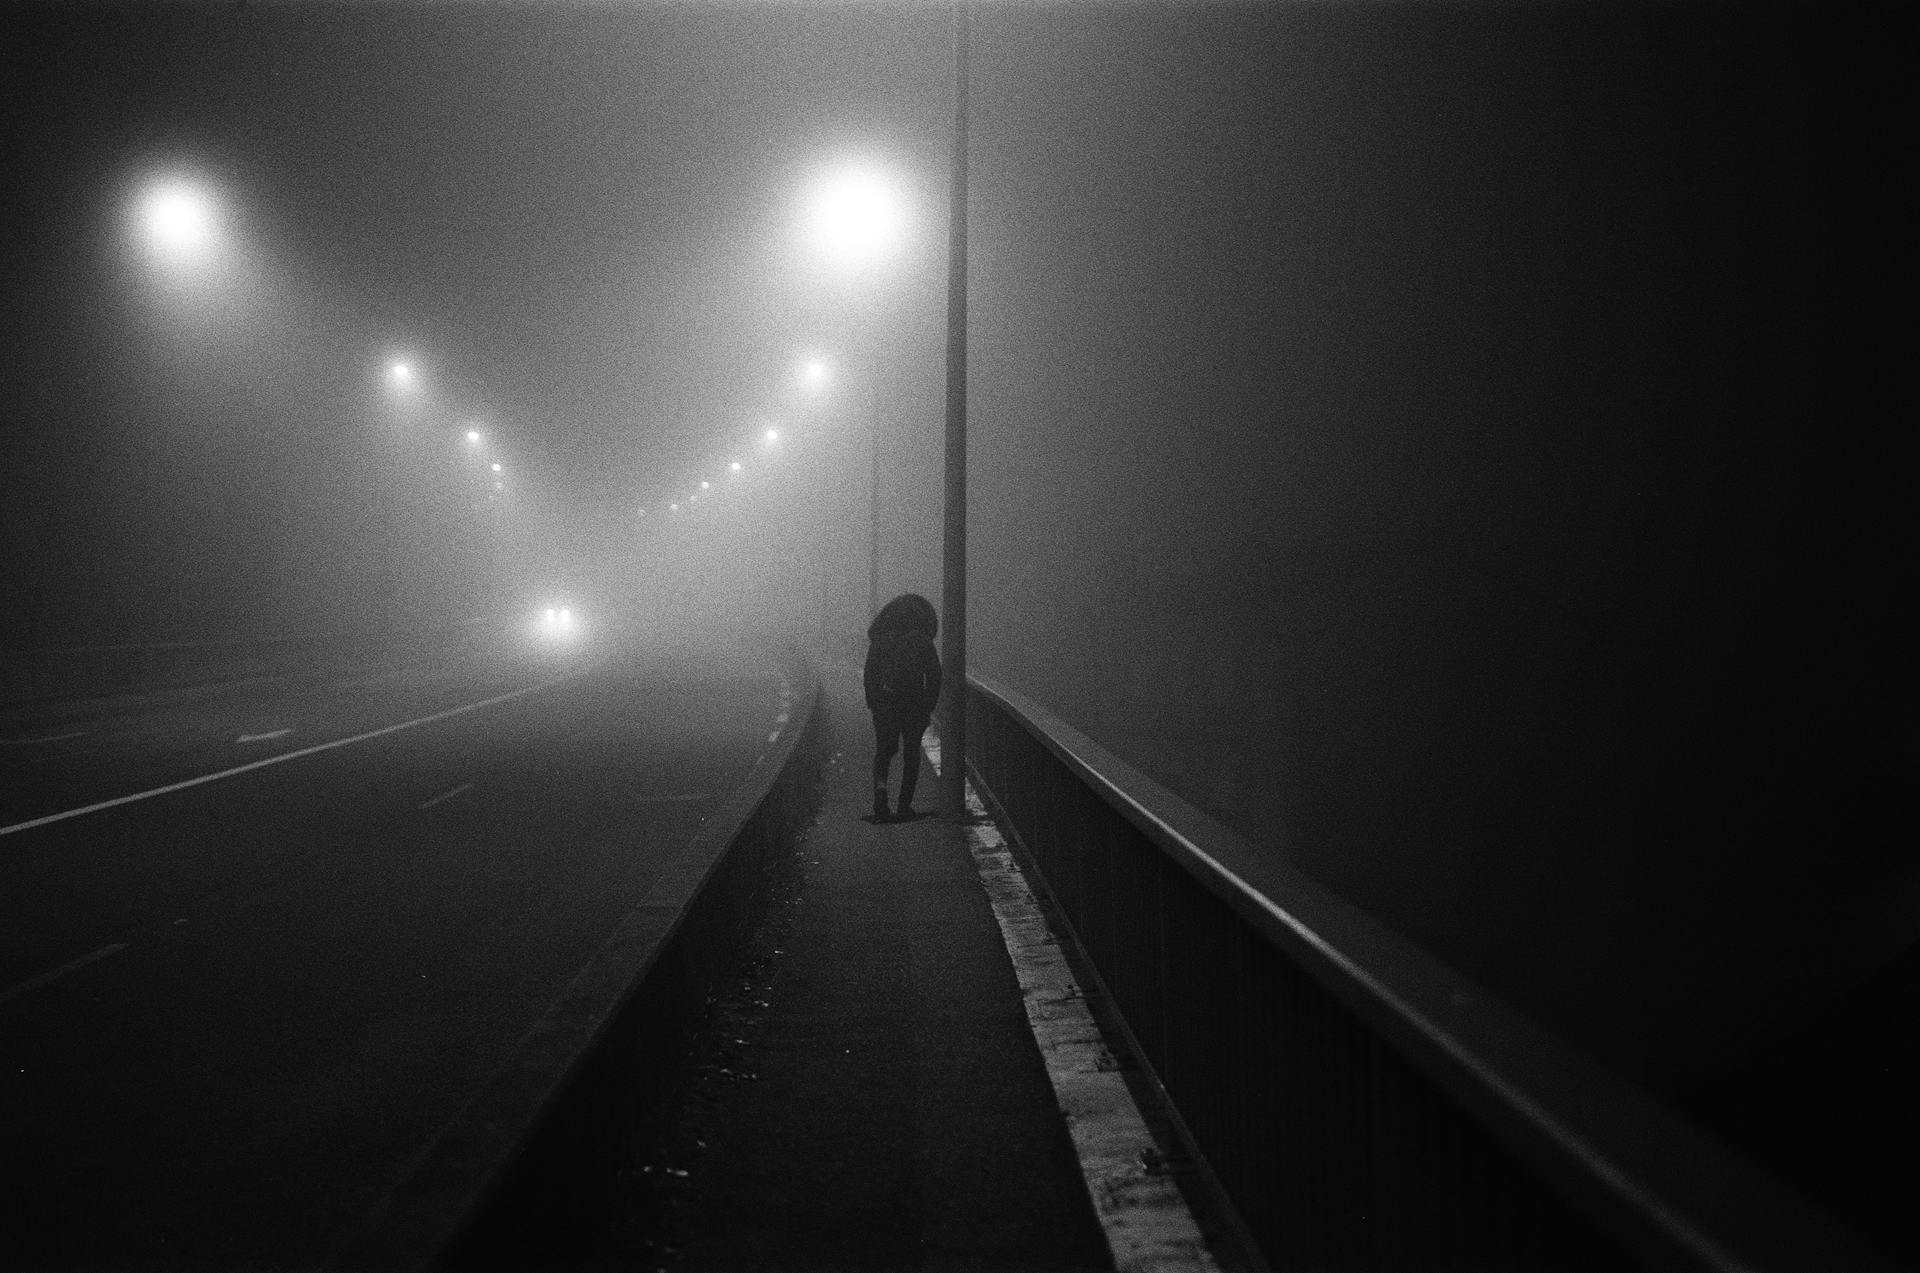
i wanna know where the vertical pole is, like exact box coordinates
[869,377,881,619]
[939,0,970,820]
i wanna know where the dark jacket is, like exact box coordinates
[864,593,942,717]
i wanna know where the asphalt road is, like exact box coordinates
[0,633,796,1270]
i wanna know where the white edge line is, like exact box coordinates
[416,781,475,811]
[0,942,131,1007]
[1,676,575,840]
[236,728,293,743]
[0,730,90,745]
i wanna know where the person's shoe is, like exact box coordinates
[895,801,915,821]
[872,787,890,822]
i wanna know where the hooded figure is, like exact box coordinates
[863,592,942,822]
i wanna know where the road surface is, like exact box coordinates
[0,634,796,1269]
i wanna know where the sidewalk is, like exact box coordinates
[628,662,1114,1272]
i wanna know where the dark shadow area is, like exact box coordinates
[1686,939,1920,1269]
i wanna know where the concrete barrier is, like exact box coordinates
[326,653,828,1272]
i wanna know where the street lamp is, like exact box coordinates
[138,179,219,259]
[799,162,910,270]
[128,173,242,324]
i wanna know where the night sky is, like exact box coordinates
[2,0,1911,1204]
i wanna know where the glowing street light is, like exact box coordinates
[138,178,219,258]
[491,462,502,473]
[388,361,415,391]
[729,461,742,473]
[799,162,909,270]
[700,480,711,491]
[765,427,780,444]
[799,357,832,391]
[465,429,482,444]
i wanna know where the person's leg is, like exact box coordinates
[871,710,897,820]
[897,716,927,816]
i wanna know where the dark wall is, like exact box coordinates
[966,2,1909,1092]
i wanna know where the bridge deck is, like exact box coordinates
[610,660,1227,1271]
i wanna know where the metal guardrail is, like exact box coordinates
[965,673,1899,1272]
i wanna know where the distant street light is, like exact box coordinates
[388,362,415,391]
[730,461,743,473]
[138,178,219,258]
[800,357,832,391]
[765,428,780,444]
[491,462,502,473]
[465,429,482,444]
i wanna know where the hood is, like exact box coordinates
[868,592,937,641]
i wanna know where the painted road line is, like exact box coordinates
[0,942,131,1008]
[924,732,1222,1273]
[416,782,474,811]
[236,729,293,744]
[0,731,90,745]
[0,675,577,841]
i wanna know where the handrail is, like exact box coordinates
[965,672,1897,1272]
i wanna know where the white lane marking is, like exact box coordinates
[0,731,90,745]
[766,731,781,744]
[416,782,474,811]
[236,728,293,744]
[0,676,576,840]
[0,942,131,1008]
[925,730,1222,1273]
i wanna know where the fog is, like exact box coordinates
[2,0,1907,1124]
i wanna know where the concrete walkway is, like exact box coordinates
[652,669,1114,1271]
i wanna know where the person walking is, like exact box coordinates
[863,592,942,822]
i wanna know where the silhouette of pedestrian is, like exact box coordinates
[863,592,942,822]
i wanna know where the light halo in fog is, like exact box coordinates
[798,161,909,270]
[138,179,218,257]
